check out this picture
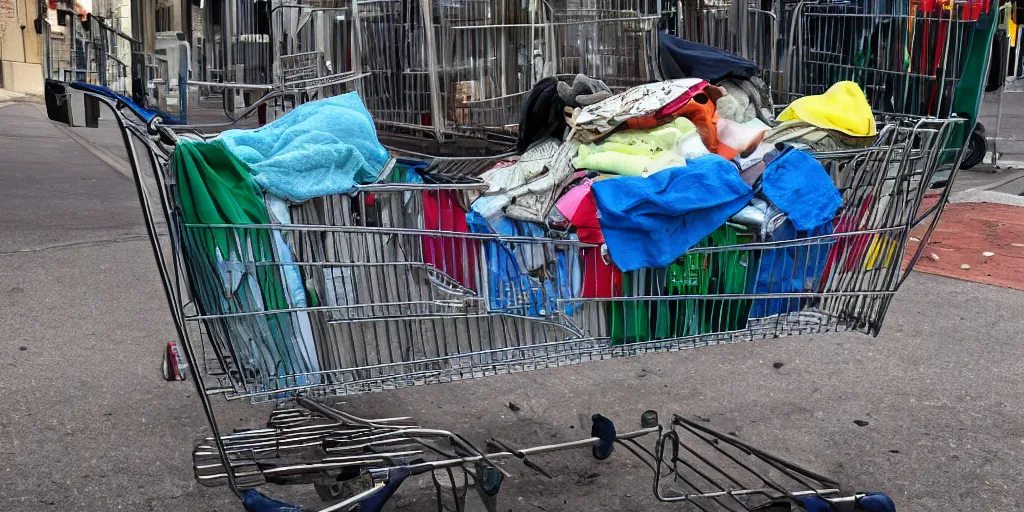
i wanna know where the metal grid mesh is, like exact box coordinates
[165,116,962,401]
[784,1,984,117]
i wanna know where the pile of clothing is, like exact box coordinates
[455,45,879,343]
[174,43,885,371]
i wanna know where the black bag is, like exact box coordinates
[986,29,1008,93]
[44,79,72,125]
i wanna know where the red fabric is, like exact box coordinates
[574,189,604,245]
[581,247,622,298]
[655,80,711,118]
[422,190,477,290]
[624,116,669,131]
[821,195,875,287]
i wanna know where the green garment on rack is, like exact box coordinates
[950,8,1000,152]
[174,139,287,309]
[173,139,305,376]
[608,224,754,345]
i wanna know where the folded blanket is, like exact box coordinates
[218,93,390,202]
[592,155,754,271]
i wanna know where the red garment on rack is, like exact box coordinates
[422,190,478,291]
[581,247,622,298]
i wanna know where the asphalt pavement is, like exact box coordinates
[2,101,1024,511]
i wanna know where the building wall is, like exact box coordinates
[0,0,44,93]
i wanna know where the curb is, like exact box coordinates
[53,121,134,179]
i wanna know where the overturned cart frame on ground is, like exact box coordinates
[66,77,961,509]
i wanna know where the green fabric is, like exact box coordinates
[174,139,286,310]
[607,224,755,345]
[949,8,1000,153]
[173,139,305,376]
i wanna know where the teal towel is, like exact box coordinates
[218,93,390,202]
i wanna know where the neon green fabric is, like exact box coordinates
[777,81,877,137]
[573,118,699,176]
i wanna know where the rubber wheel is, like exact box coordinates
[960,124,987,170]
[314,482,345,501]
[162,345,179,381]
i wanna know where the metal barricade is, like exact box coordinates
[350,0,663,141]
[783,0,988,117]
[666,0,782,88]
[42,10,156,108]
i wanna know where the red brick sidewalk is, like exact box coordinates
[907,198,1024,291]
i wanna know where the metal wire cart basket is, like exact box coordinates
[44,0,987,511]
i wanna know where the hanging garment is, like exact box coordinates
[518,77,569,152]
[466,211,579,317]
[217,92,390,202]
[266,195,320,373]
[657,31,760,82]
[591,155,754,272]
[174,139,317,377]
[608,224,752,345]
[777,81,877,137]
[761,146,843,232]
[570,78,708,143]
[581,245,621,299]
[748,219,833,319]
[422,189,478,291]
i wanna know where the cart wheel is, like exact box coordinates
[475,459,503,497]
[314,481,345,501]
[960,124,987,171]
[162,341,185,381]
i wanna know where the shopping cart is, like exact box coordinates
[52,80,953,510]
[350,0,662,142]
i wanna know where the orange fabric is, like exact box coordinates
[623,116,669,131]
[716,144,739,160]
[667,92,720,154]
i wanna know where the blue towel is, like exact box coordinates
[762,147,843,231]
[218,93,390,202]
[591,155,754,272]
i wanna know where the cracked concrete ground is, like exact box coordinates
[3,103,1024,512]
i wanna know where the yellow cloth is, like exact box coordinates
[777,81,877,137]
